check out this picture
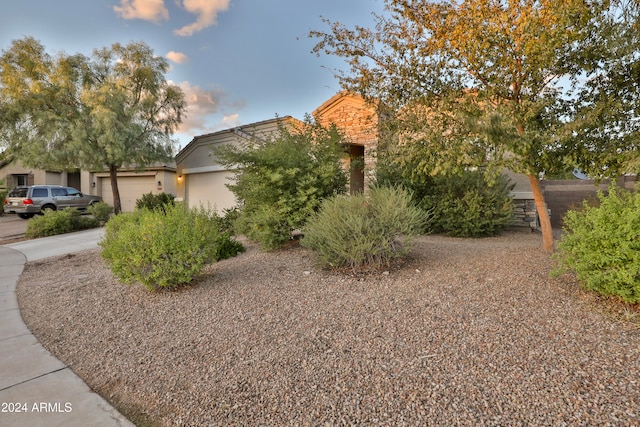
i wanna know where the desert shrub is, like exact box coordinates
[553,185,640,303]
[213,118,348,250]
[100,203,244,291]
[213,206,241,235]
[25,209,98,238]
[302,186,426,270]
[418,171,515,237]
[87,201,113,223]
[135,192,175,213]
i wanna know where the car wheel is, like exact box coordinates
[18,213,35,219]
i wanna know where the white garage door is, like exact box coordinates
[100,176,156,212]
[187,171,236,212]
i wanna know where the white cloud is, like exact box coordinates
[174,0,231,36]
[166,51,189,64]
[113,0,169,23]
[174,81,243,135]
[219,114,240,128]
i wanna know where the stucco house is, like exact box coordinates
[175,116,302,211]
[0,157,176,213]
[4,91,538,223]
[175,91,538,227]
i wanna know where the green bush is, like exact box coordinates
[302,186,426,271]
[553,185,640,303]
[418,171,514,237]
[213,119,348,250]
[135,192,175,212]
[213,206,241,235]
[25,209,98,238]
[100,203,244,291]
[87,201,113,223]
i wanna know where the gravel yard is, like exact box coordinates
[16,230,640,426]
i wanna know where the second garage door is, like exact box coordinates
[100,175,156,212]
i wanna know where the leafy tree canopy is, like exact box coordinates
[311,0,640,252]
[212,117,348,250]
[0,37,186,213]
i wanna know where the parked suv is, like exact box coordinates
[3,185,102,219]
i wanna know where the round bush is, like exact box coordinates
[25,209,98,238]
[302,186,426,271]
[100,203,243,291]
[135,192,175,212]
[419,171,515,237]
[554,185,640,303]
[87,201,113,223]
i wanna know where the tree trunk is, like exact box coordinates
[109,164,122,215]
[528,174,554,253]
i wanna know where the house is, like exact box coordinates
[174,94,381,211]
[0,156,176,213]
[313,92,537,227]
[175,116,302,211]
[93,163,177,212]
[175,92,538,227]
[3,91,540,223]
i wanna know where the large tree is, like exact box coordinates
[567,0,640,177]
[0,38,186,214]
[311,0,636,253]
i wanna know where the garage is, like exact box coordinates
[99,174,156,212]
[186,171,236,212]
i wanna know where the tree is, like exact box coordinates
[311,0,629,253]
[212,118,348,250]
[0,38,186,214]
[566,0,640,177]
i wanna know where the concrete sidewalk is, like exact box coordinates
[0,228,134,427]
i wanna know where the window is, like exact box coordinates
[51,187,67,197]
[32,188,48,197]
[12,174,28,186]
[66,187,81,196]
[8,187,28,197]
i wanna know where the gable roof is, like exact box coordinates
[175,116,302,163]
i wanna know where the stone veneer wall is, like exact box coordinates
[511,198,538,229]
[313,93,379,186]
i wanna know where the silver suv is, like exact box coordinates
[3,185,102,219]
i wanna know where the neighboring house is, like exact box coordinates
[0,157,93,195]
[175,116,302,211]
[0,157,176,213]
[93,163,177,212]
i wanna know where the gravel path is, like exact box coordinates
[16,230,640,426]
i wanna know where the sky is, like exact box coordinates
[1,0,384,148]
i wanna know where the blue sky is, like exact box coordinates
[1,0,383,148]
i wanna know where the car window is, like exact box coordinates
[51,188,68,197]
[8,187,28,197]
[66,187,81,196]
[32,188,49,198]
